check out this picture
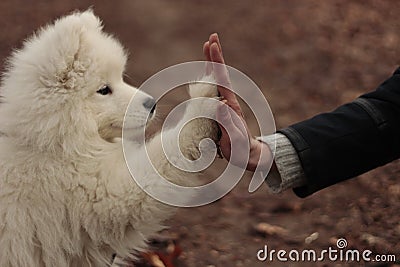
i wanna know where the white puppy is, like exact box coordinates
[0,10,219,266]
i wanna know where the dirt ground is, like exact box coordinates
[0,1,399,266]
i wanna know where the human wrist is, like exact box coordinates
[246,139,272,172]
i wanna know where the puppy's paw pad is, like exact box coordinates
[188,75,218,98]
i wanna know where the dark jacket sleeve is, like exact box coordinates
[278,67,400,198]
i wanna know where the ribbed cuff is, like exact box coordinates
[257,133,306,193]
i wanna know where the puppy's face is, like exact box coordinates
[0,10,156,149]
[79,14,156,141]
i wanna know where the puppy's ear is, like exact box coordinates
[66,9,103,32]
[18,10,103,90]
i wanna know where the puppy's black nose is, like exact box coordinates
[143,97,156,113]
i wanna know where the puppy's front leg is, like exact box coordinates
[177,78,220,161]
[145,77,220,185]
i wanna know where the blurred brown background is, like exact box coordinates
[1,1,399,266]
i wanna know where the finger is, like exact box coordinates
[209,42,225,65]
[209,43,242,114]
[210,42,229,85]
[217,103,250,164]
[216,102,239,136]
[230,107,248,134]
[209,33,224,63]
[208,34,243,115]
[208,35,239,109]
[203,41,212,76]
[203,41,211,61]
[220,100,249,138]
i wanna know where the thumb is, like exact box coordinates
[217,102,238,135]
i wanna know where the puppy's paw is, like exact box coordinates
[188,75,219,98]
[182,75,221,151]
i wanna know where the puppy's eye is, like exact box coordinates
[97,86,112,95]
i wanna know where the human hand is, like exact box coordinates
[203,33,272,172]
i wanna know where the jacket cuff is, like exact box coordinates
[257,133,307,193]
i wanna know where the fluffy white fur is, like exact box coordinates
[0,10,219,267]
